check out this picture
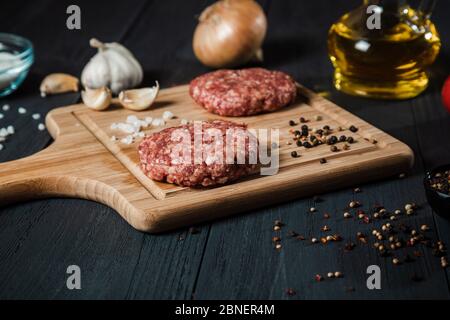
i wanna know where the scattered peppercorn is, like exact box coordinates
[300,117,307,123]
[289,120,296,126]
[315,115,323,121]
[323,213,330,219]
[274,220,283,227]
[349,201,360,208]
[392,258,401,265]
[310,207,317,213]
[286,288,296,296]
[273,226,281,231]
[272,236,281,243]
[344,212,352,219]
[320,158,327,164]
[349,125,358,133]
[311,237,319,244]
[330,145,339,152]
[315,274,324,282]
[291,151,299,158]
[327,272,334,278]
[327,136,338,145]
[346,136,354,143]
[303,141,312,148]
[334,271,343,278]
[339,135,347,142]
[275,243,282,250]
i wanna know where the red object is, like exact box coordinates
[443,76,450,113]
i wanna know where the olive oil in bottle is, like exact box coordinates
[328,0,441,99]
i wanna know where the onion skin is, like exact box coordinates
[193,0,267,68]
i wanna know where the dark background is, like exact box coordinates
[1,0,450,299]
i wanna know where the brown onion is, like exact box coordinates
[193,0,267,68]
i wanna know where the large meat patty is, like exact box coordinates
[189,68,297,117]
[138,120,258,187]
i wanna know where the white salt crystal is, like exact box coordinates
[2,104,10,111]
[18,107,27,114]
[126,115,139,124]
[38,123,46,131]
[162,111,174,120]
[145,117,153,125]
[0,143,3,151]
[121,135,133,145]
[32,113,41,120]
[0,113,3,119]
[6,125,14,134]
[152,118,165,127]
[0,128,8,137]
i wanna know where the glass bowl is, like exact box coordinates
[0,33,34,97]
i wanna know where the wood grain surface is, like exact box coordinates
[1,0,450,299]
[0,84,413,232]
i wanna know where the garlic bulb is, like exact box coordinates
[193,0,267,68]
[119,82,160,111]
[40,73,79,97]
[81,38,143,95]
[81,87,112,111]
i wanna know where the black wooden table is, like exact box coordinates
[1,0,450,300]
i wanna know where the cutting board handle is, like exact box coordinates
[0,144,67,205]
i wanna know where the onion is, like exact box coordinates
[193,0,267,68]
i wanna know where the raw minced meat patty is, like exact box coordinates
[138,120,258,187]
[189,68,297,117]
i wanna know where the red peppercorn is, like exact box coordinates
[315,274,324,282]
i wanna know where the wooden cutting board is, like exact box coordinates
[0,84,414,233]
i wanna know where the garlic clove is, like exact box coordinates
[40,73,79,97]
[118,82,160,111]
[81,87,112,111]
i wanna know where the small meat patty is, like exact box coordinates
[189,68,297,117]
[138,120,258,187]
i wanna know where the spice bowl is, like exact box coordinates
[0,33,34,97]
[424,164,450,219]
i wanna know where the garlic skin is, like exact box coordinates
[81,87,112,111]
[118,82,160,111]
[193,0,267,68]
[40,73,79,97]
[81,38,143,95]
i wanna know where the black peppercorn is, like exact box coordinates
[291,151,299,158]
[300,117,307,123]
[303,141,312,148]
[327,136,338,145]
[349,125,358,133]
[310,135,317,142]
[339,135,347,142]
[301,124,308,131]
[316,129,323,135]
[323,125,330,130]
[347,136,354,143]
[296,140,303,147]
[294,130,301,136]
[330,145,338,152]
[320,158,327,164]
[289,120,296,126]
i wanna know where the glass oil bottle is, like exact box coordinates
[328,0,441,99]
